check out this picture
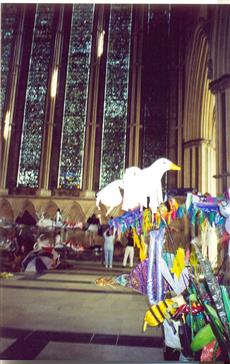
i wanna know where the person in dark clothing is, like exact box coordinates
[122,227,135,268]
[86,214,100,246]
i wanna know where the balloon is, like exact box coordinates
[191,324,216,351]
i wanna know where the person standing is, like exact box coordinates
[86,213,100,246]
[54,231,62,247]
[122,227,135,268]
[103,226,116,269]
[55,208,63,227]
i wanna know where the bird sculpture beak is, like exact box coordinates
[170,163,181,171]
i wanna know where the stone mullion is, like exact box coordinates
[81,6,105,196]
[0,6,25,195]
[128,6,145,168]
[37,6,65,196]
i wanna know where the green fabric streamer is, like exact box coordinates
[208,211,215,225]
[198,210,205,225]
[221,285,230,326]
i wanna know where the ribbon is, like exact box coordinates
[147,228,165,304]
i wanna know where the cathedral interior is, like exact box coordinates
[0,3,229,224]
[0,4,230,362]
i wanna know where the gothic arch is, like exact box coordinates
[183,20,216,194]
[44,201,59,219]
[21,199,37,220]
[66,203,85,224]
[0,198,14,222]
[211,6,230,79]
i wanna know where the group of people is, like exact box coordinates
[85,213,135,269]
[102,226,135,269]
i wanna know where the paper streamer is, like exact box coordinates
[147,228,165,304]
[191,240,229,332]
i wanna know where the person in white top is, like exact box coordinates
[55,208,63,227]
[122,227,135,268]
[55,231,62,247]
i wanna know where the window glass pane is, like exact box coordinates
[142,5,169,168]
[58,4,94,189]
[100,4,132,188]
[1,4,19,119]
[17,4,55,187]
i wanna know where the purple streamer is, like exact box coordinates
[155,228,164,302]
[147,228,165,305]
[147,230,156,304]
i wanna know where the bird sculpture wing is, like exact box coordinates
[96,179,124,213]
[122,166,142,211]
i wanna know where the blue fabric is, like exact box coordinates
[104,247,114,267]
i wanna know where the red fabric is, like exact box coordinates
[200,340,221,362]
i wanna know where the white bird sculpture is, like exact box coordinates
[96,179,124,216]
[136,158,181,213]
[96,158,181,215]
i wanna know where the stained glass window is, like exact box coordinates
[142,6,169,168]
[17,4,55,187]
[1,4,19,119]
[58,4,94,189]
[99,5,132,188]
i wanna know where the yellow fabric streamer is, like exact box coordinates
[155,203,169,228]
[190,247,198,276]
[142,208,153,235]
[132,228,147,262]
[171,247,185,279]
[140,235,147,261]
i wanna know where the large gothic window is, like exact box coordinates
[58,4,94,189]
[1,4,19,120]
[17,4,55,187]
[99,4,132,188]
[142,6,169,168]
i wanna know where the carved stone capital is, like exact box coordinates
[209,74,230,94]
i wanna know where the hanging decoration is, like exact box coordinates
[171,248,186,279]
[106,187,230,362]
[143,298,177,331]
[109,199,183,234]
[191,239,229,331]
[147,228,165,304]
[186,192,225,228]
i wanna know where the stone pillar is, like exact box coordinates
[183,138,215,194]
[127,6,145,167]
[0,7,26,195]
[209,75,230,194]
[36,6,65,197]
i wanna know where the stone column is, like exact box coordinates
[210,75,230,194]
[36,6,65,197]
[183,138,215,194]
[0,6,26,195]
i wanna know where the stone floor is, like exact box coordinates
[0,252,166,362]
